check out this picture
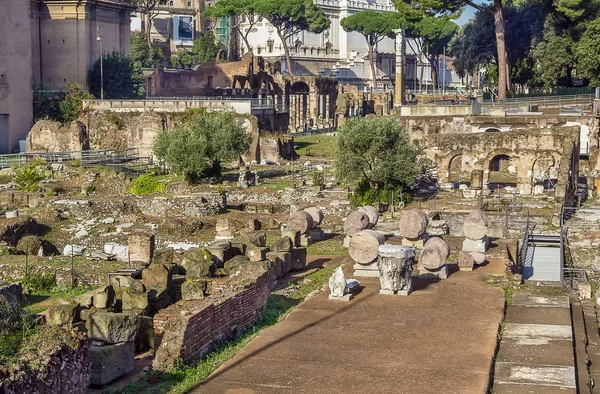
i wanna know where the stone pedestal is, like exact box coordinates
[89,341,135,386]
[377,244,415,296]
[329,293,353,301]
[128,234,155,263]
[354,261,379,277]
[402,237,424,249]
[419,265,449,279]
[462,236,489,253]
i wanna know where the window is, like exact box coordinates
[169,0,173,6]
[207,76,213,88]
[187,1,192,8]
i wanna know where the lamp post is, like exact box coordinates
[96,26,104,100]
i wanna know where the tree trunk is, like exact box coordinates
[368,42,377,89]
[493,6,507,101]
[429,56,439,91]
[505,50,512,93]
[278,30,293,76]
[419,57,424,91]
[237,26,251,55]
[145,12,152,48]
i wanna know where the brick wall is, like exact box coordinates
[152,271,270,371]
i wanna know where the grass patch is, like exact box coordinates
[24,285,93,314]
[294,134,337,159]
[306,235,347,256]
[104,264,339,394]
[485,274,517,305]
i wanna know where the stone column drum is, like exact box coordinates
[399,209,429,248]
[462,210,491,253]
[418,237,450,279]
[377,244,415,296]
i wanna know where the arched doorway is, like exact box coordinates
[488,154,517,189]
[532,156,558,194]
[448,154,471,187]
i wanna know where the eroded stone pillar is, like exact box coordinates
[393,29,406,107]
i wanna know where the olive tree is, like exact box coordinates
[153,111,251,182]
[335,117,418,204]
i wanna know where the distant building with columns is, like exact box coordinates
[239,0,462,91]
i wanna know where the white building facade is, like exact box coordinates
[240,0,462,90]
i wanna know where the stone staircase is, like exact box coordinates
[493,294,577,393]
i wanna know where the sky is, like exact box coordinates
[456,7,477,25]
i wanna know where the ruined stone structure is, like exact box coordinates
[26,108,296,164]
[0,329,91,393]
[152,270,270,370]
[420,127,580,203]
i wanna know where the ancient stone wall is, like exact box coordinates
[152,271,269,370]
[27,110,294,163]
[27,120,89,153]
[0,329,90,394]
[422,127,579,200]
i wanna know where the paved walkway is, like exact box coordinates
[192,258,505,394]
[493,294,576,393]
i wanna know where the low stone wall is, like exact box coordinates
[0,329,90,394]
[152,271,270,370]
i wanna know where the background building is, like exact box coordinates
[31,0,135,90]
[240,0,461,91]
[0,0,34,153]
[132,0,207,55]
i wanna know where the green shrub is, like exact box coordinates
[312,171,322,186]
[22,271,57,292]
[84,184,96,195]
[350,180,411,208]
[130,173,165,195]
[14,167,45,192]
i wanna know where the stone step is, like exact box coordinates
[503,323,572,341]
[505,305,572,326]
[496,337,575,366]
[492,383,576,394]
[511,294,570,308]
[494,362,576,389]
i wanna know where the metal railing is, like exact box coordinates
[0,151,79,169]
[518,212,534,273]
[144,96,280,109]
[81,148,140,167]
[480,94,593,114]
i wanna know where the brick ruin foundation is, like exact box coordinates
[152,270,270,370]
